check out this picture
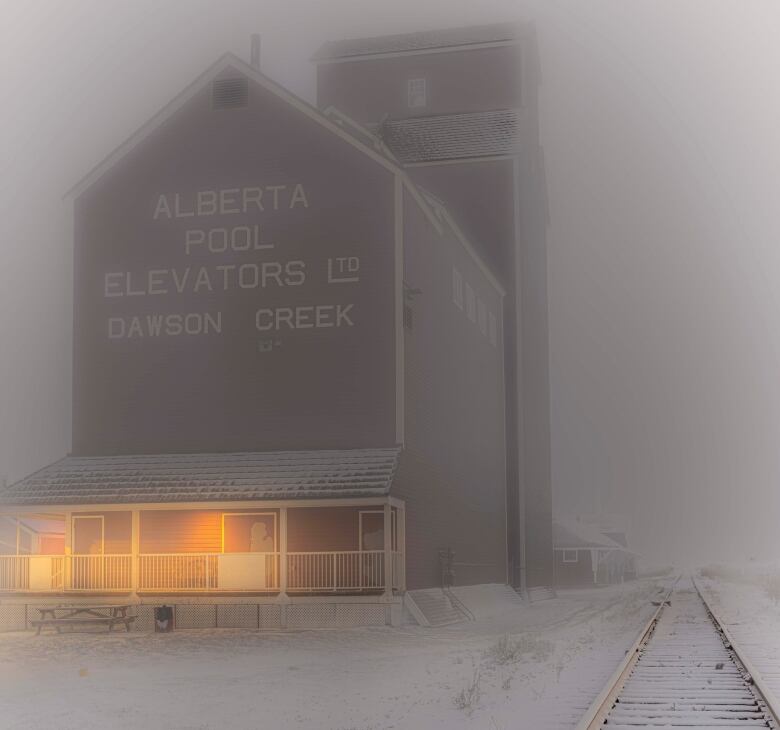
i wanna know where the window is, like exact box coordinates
[562,549,579,563]
[359,510,397,551]
[452,268,463,309]
[222,513,277,553]
[465,283,476,323]
[477,299,487,336]
[407,78,427,109]
[488,311,498,347]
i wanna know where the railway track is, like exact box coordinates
[575,576,779,729]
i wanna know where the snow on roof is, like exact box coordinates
[377,109,520,163]
[0,449,401,506]
[312,22,521,61]
[553,518,627,551]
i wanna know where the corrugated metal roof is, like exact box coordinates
[313,22,520,61]
[0,449,401,506]
[378,110,519,163]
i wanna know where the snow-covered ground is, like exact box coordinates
[0,579,668,730]
[698,563,780,708]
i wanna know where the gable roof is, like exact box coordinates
[65,52,398,200]
[553,518,627,551]
[312,22,521,62]
[0,449,401,506]
[377,109,520,164]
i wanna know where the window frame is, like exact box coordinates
[488,311,498,347]
[407,77,427,109]
[221,512,278,553]
[358,509,396,551]
[477,298,488,336]
[465,283,477,323]
[452,267,464,309]
[562,549,579,564]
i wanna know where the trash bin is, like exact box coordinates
[154,605,174,632]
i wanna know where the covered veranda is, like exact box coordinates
[0,449,405,598]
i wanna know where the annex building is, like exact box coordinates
[0,22,553,629]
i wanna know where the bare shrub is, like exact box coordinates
[484,633,553,666]
[454,668,481,712]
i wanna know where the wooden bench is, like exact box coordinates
[31,605,135,635]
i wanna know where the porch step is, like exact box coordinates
[526,585,557,602]
[407,589,468,627]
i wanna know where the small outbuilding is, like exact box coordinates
[553,518,636,587]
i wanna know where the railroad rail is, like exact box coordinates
[575,575,780,729]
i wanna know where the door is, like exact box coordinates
[72,516,104,589]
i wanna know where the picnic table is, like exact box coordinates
[31,604,135,635]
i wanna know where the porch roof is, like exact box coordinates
[0,448,401,506]
[553,518,627,552]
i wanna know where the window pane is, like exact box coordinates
[452,268,463,309]
[360,513,384,550]
[465,283,476,322]
[407,78,427,108]
[224,514,276,552]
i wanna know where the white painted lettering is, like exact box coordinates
[104,273,124,297]
[174,193,195,218]
[290,183,309,209]
[108,317,125,338]
[126,272,145,297]
[153,195,172,220]
[185,229,205,255]
[242,187,263,212]
[147,269,168,295]
[208,228,228,253]
[197,190,217,216]
[193,267,213,293]
[238,263,259,289]
[284,260,306,286]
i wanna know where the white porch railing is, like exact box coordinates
[286,550,385,592]
[69,555,132,591]
[0,555,128,592]
[138,553,280,592]
[0,550,403,593]
[0,555,31,591]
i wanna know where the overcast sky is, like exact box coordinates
[2,0,779,566]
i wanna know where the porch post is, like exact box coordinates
[383,502,393,597]
[64,511,72,591]
[279,507,288,597]
[397,503,406,592]
[131,510,140,594]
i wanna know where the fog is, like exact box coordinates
[1,0,779,568]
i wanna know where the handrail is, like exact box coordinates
[574,575,679,730]
[139,552,280,556]
[694,576,780,727]
[286,550,383,555]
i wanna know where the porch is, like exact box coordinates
[0,501,405,596]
